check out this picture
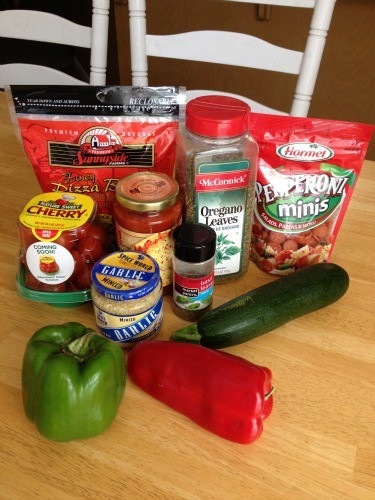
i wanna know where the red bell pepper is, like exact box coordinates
[127,341,273,444]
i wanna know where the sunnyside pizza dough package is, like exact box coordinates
[7,85,186,232]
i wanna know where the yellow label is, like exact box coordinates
[19,192,95,232]
[39,255,55,264]
[133,230,174,288]
[116,222,180,288]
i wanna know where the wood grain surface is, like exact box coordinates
[0,90,374,499]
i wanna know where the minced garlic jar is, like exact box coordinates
[91,251,163,347]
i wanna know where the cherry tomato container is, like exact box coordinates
[114,172,183,295]
[17,192,111,307]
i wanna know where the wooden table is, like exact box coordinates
[0,90,374,499]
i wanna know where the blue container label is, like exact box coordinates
[91,251,160,301]
[94,295,163,344]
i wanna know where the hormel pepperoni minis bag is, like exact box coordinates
[8,86,185,231]
[249,114,374,274]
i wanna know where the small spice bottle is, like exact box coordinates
[91,251,163,347]
[114,172,183,295]
[177,95,258,284]
[172,223,216,321]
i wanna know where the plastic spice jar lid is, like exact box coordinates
[116,172,180,212]
[91,251,160,301]
[186,95,250,138]
[173,223,217,263]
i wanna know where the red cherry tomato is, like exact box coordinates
[296,256,310,268]
[70,249,85,279]
[20,251,27,266]
[74,263,93,290]
[75,222,111,250]
[24,272,42,290]
[252,224,262,236]
[275,250,292,263]
[40,260,59,274]
[19,226,38,250]
[74,221,91,240]
[54,231,76,251]
[66,281,78,291]
[77,236,104,263]
[40,282,67,293]
[254,241,265,256]
[56,199,68,206]
[85,223,107,240]
[261,259,275,273]
[86,224,111,251]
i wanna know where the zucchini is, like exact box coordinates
[170,263,349,348]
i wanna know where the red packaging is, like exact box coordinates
[8,86,185,231]
[249,114,374,274]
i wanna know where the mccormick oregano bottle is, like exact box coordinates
[178,95,258,283]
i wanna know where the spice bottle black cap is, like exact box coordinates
[172,223,216,263]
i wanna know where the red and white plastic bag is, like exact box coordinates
[249,114,374,274]
[8,85,186,232]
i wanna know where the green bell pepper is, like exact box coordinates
[22,322,126,442]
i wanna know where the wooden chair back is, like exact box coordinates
[0,0,110,87]
[128,0,336,116]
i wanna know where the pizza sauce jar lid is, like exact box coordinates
[115,172,180,212]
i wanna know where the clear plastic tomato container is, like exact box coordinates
[17,192,112,307]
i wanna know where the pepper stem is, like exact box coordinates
[170,324,202,344]
[264,387,274,401]
[66,331,97,360]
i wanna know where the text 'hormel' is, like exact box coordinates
[276,142,334,162]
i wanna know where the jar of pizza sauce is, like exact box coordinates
[114,172,183,294]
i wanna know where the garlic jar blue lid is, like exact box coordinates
[91,251,160,301]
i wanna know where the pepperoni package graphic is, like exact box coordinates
[249,114,374,274]
[8,85,186,230]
